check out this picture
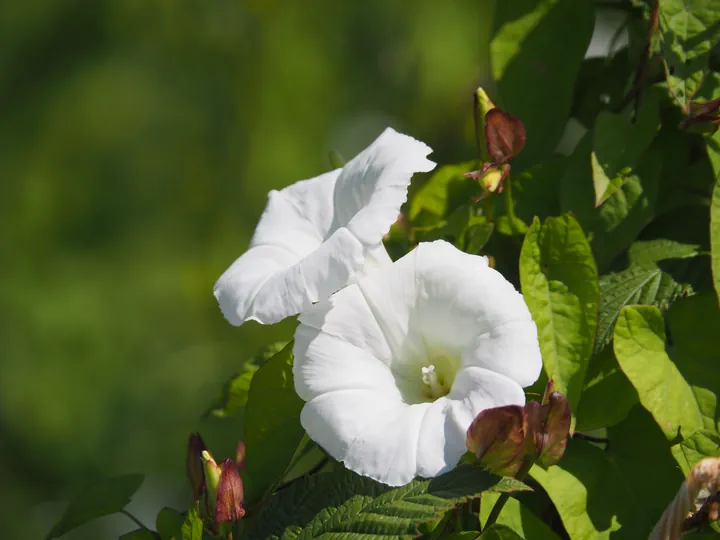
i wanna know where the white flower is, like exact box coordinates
[293,240,542,486]
[214,128,436,326]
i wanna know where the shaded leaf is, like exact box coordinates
[156,507,184,540]
[244,341,305,504]
[519,215,598,416]
[120,530,160,540]
[531,406,684,539]
[204,341,289,419]
[491,0,594,170]
[708,130,720,304]
[571,53,633,129]
[613,305,704,439]
[248,465,529,540]
[575,347,639,432]
[45,474,144,539]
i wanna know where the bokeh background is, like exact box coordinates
[0,1,621,537]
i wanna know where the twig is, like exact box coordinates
[273,457,329,494]
[683,491,720,531]
[573,432,609,445]
[120,509,150,531]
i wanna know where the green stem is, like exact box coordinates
[484,459,534,529]
[120,509,149,531]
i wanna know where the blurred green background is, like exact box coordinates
[0,1,499,537]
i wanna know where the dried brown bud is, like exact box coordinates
[525,381,571,468]
[215,459,245,524]
[186,433,207,502]
[485,108,526,166]
[466,405,529,477]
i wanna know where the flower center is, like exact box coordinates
[421,363,452,400]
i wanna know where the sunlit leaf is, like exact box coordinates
[708,130,720,305]
[45,474,144,540]
[672,429,720,475]
[613,305,704,440]
[408,162,481,224]
[531,406,683,539]
[480,493,561,539]
[519,215,598,416]
[181,506,202,540]
[479,524,524,539]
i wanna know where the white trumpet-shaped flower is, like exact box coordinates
[293,240,542,486]
[214,128,435,326]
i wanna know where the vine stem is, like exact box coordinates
[484,459,534,529]
[120,509,149,530]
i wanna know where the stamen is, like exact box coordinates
[421,364,446,398]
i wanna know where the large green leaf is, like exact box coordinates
[519,215,598,414]
[531,406,684,539]
[491,0,594,170]
[204,341,289,418]
[156,507,184,540]
[594,238,709,353]
[119,530,159,540]
[665,293,720,432]
[658,0,720,108]
[708,130,720,305]
[244,341,305,504]
[248,465,529,540]
[45,474,144,539]
[480,494,560,539]
[613,305,704,440]
[671,429,720,475]
[574,346,639,432]
[571,53,633,129]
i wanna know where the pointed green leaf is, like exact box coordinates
[708,130,720,305]
[156,507,184,540]
[204,341,289,419]
[531,406,684,539]
[45,474,144,539]
[594,238,709,353]
[120,530,159,540]
[575,347,639,432]
[658,0,720,108]
[491,0,594,170]
[671,429,720,475]
[181,506,202,540]
[613,305,704,439]
[480,494,561,539]
[248,465,529,540]
[519,215,598,415]
[244,341,305,504]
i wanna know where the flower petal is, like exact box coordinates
[415,367,526,479]
[331,128,435,245]
[214,227,365,325]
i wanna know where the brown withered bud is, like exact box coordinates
[235,440,247,471]
[485,108,526,166]
[466,405,529,477]
[215,459,245,524]
[187,433,207,502]
[526,380,571,468]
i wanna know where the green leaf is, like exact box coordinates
[204,341,289,419]
[571,53,633,129]
[531,406,684,539]
[658,0,720,108]
[479,524,524,539]
[120,530,160,540]
[708,130,720,305]
[244,341,305,504]
[408,162,481,223]
[575,346,639,432]
[665,293,720,432]
[156,507,184,540]
[613,305,704,440]
[45,474,144,539]
[594,238,708,353]
[519,215,598,415]
[181,506,202,540]
[671,429,720,475]
[511,157,565,225]
[491,0,594,170]
[461,217,494,255]
[480,494,560,539]
[248,465,529,540]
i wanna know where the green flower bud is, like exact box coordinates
[202,449,222,513]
